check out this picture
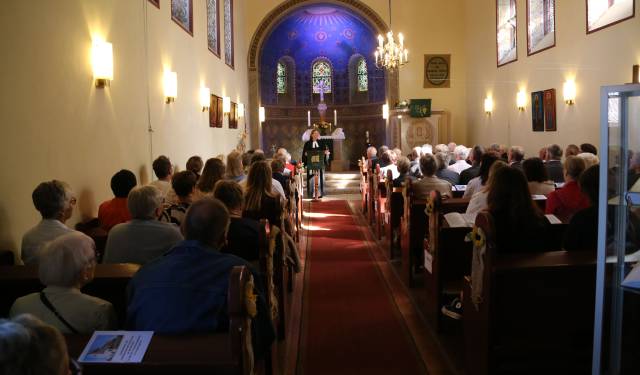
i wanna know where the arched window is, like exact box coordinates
[312,60,332,94]
[276,62,287,94]
[357,58,368,92]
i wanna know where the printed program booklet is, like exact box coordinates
[79,331,153,363]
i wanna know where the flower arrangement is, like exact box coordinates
[466,226,486,249]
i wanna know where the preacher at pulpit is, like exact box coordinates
[302,129,332,198]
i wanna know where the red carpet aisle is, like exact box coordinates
[299,199,425,374]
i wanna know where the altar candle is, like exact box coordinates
[334,110,337,126]
[307,111,311,127]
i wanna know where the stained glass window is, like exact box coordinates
[357,58,368,92]
[223,0,234,68]
[312,61,332,94]
[277,62,287,94]
[207,0,219,56]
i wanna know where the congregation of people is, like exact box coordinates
[2,148,301,373]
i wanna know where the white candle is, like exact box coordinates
[307,111,311,127]
[334,110,337,126]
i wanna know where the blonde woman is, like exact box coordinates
[226,150,246,183]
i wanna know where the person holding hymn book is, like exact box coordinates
[463,154,499,199]
[442,167,549,320]
[160,171,197,227]
[11,232,116,334]
[302,129,331,198]
[21,180,76,266]
[412,154,452,200]
[126,198,275,358]
[98,169,137,232]
[213,180,260,263]
[0,314,73,375]
[103,186,183,265]
[523,157,556,196]
[459,145,484,185]
[194,158,226,200]
[563,165,599,252]
[545,156,589,221]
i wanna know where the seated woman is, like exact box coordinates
[393,157,416,187]
[546,156,589,221]
[0,314,72,375]
[522,157,556,195]
[462,154,499,198]
[194,158,226,200]
[243,161,283,229]
[11,232,116,333]
[186,155,204,180]
[465,160,507,215]
[98,169,137,232]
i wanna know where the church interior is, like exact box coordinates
[1,0,640,374]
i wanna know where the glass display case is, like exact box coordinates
[593,84,640,374]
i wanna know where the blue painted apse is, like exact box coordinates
[259,4,385,106]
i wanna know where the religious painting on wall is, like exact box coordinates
[543,88,557,131]
[148,0,160,9]
[171,0,193,35]
[531,91,545,131]
[527,0,556,55]
[229,102,238,129]
[423,54,451,88]
[209,94,223,128]
[587,0,635,34]
[207,0,220,56]
[224,0,234,68]
[497,0,518,67]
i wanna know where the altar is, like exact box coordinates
[302,128,349,172]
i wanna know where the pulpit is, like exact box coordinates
[387,109,451,155]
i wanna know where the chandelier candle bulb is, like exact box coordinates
[259,106,266,123]
[334,110,337,126]
[308,110,311,127]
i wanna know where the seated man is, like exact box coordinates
[508,146,525,170]
[271,158,291,197]
[98,169,137,232]
[21,180,76,265]
[186,155,204,180]
[103,185,183,264]
[409,147,422,177]
[366,146,379,169]
[379,151,400,180]
[149,155,177,203]
[435,152,460,185]
[160,171,197,226]
[126,198,274,355]
[413,154,452,200]
[460,145,484,185]
[545,144,565,183]
[447,145,471,174]
[213,180,260,262]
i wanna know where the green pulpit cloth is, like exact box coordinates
[307,149,325,171]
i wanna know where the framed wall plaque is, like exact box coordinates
[543,88,557,131]
[229,102,238,129]
[171,0,193,36]
[423,54,451,88]
[209,94,224,128]
[531,91,545,131]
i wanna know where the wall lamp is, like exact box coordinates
[563,80,576,105]
[223,96,231,114]
[164,71,177,103]
[259,106,266,123]
[382,104,389,120]
[516,90,526,111]
[484,97,493,115]
[238,103,245,118]
[92,40,113,88]
[200,87,210,111]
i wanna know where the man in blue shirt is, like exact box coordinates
[126,197,274,357]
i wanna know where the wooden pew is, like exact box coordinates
[359,157,369,214]
[0,263,140,325]
[423,190,472,332]
[462,212,596,375]
[65,265,263,375]
[367,160,377,226]
[384,170,404,259]
[399,179,427,287]
[0,250,14,265]
[375,165,388,240]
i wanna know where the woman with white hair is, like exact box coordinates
[10,232,116,334]
[577,152,599,169]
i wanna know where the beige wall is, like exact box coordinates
[243,0,468,144]
[0,0,250,257]
[464,0,640,153]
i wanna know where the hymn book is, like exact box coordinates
[444,212,477,228]
[79,331,153,363]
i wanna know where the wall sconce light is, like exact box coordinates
[382,104,389,120]
[238,103,245,118]
[563,80,576,105]
[223,96,231,114]
[92,40,113,88]
[484,97,493,115]
[164,71,177,103]
[516,90,526,111]
[259,106,266,123]
[200,87,210,112]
